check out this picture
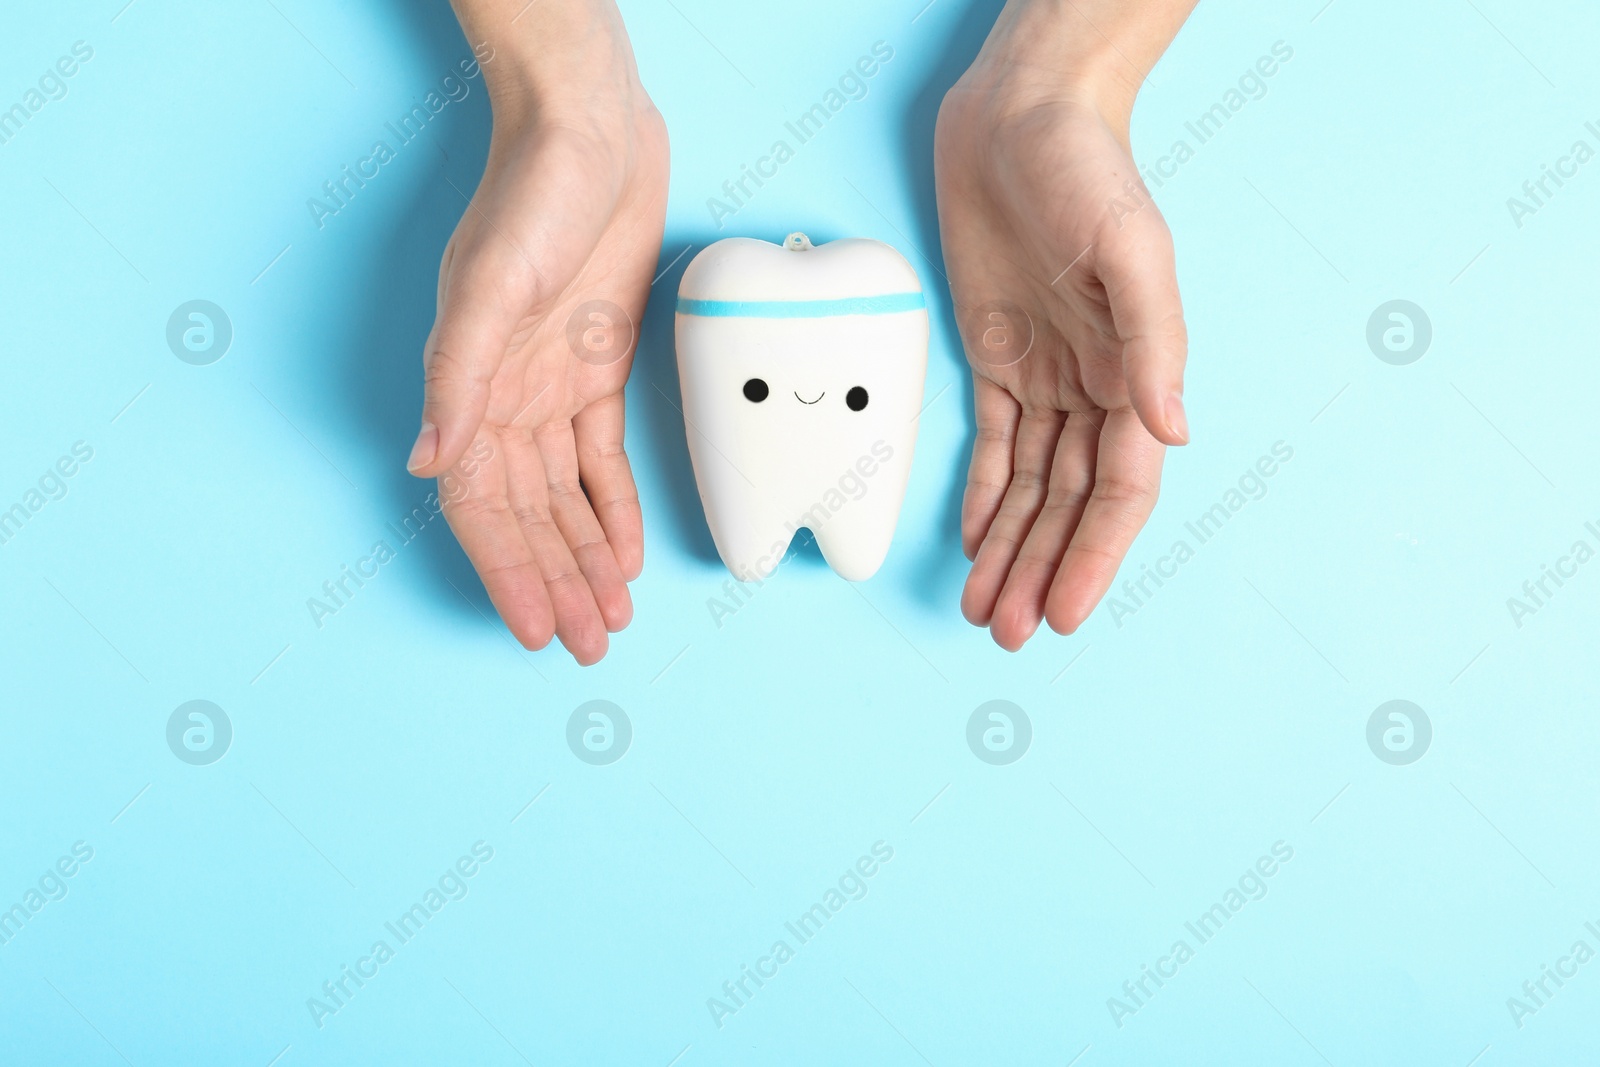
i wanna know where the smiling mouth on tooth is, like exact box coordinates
[794,391,825,405]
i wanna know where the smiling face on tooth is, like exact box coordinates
[741,375,866,410]
[675,234,929,582]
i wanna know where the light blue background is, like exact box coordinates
[3,0,1598,1063]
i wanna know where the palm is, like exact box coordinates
[467,130,664,430]
[936,92,1188,651]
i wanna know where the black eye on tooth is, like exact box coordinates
[743,378,769,402]
[846,386,869,411]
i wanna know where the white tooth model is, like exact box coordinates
[674,232,929,582]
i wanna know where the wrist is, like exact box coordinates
[455,0,650,131]
[962,0,1195,134]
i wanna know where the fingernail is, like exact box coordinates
[407,421,437,472]
[1164,393,1189,444]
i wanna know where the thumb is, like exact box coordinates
[1100,216,1190,446]
[408,249,527,478]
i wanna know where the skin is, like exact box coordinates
[936,0,1199,651]
[422,0,1196,662]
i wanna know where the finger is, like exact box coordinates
[960,408,1067,631]
[1100,216,1189,446]
[1045,408,1166,633]
[410,240,538,478]
[503,425,611,665]
[437,431,556,651]
[961,378,1021,560]
[988,414,1101,650]
[535,418,633,632]
[574,391,644,581]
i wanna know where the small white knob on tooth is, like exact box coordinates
[784,232,813,251]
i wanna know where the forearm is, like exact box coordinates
[447,0,647,127]
[965,0,1199,131]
